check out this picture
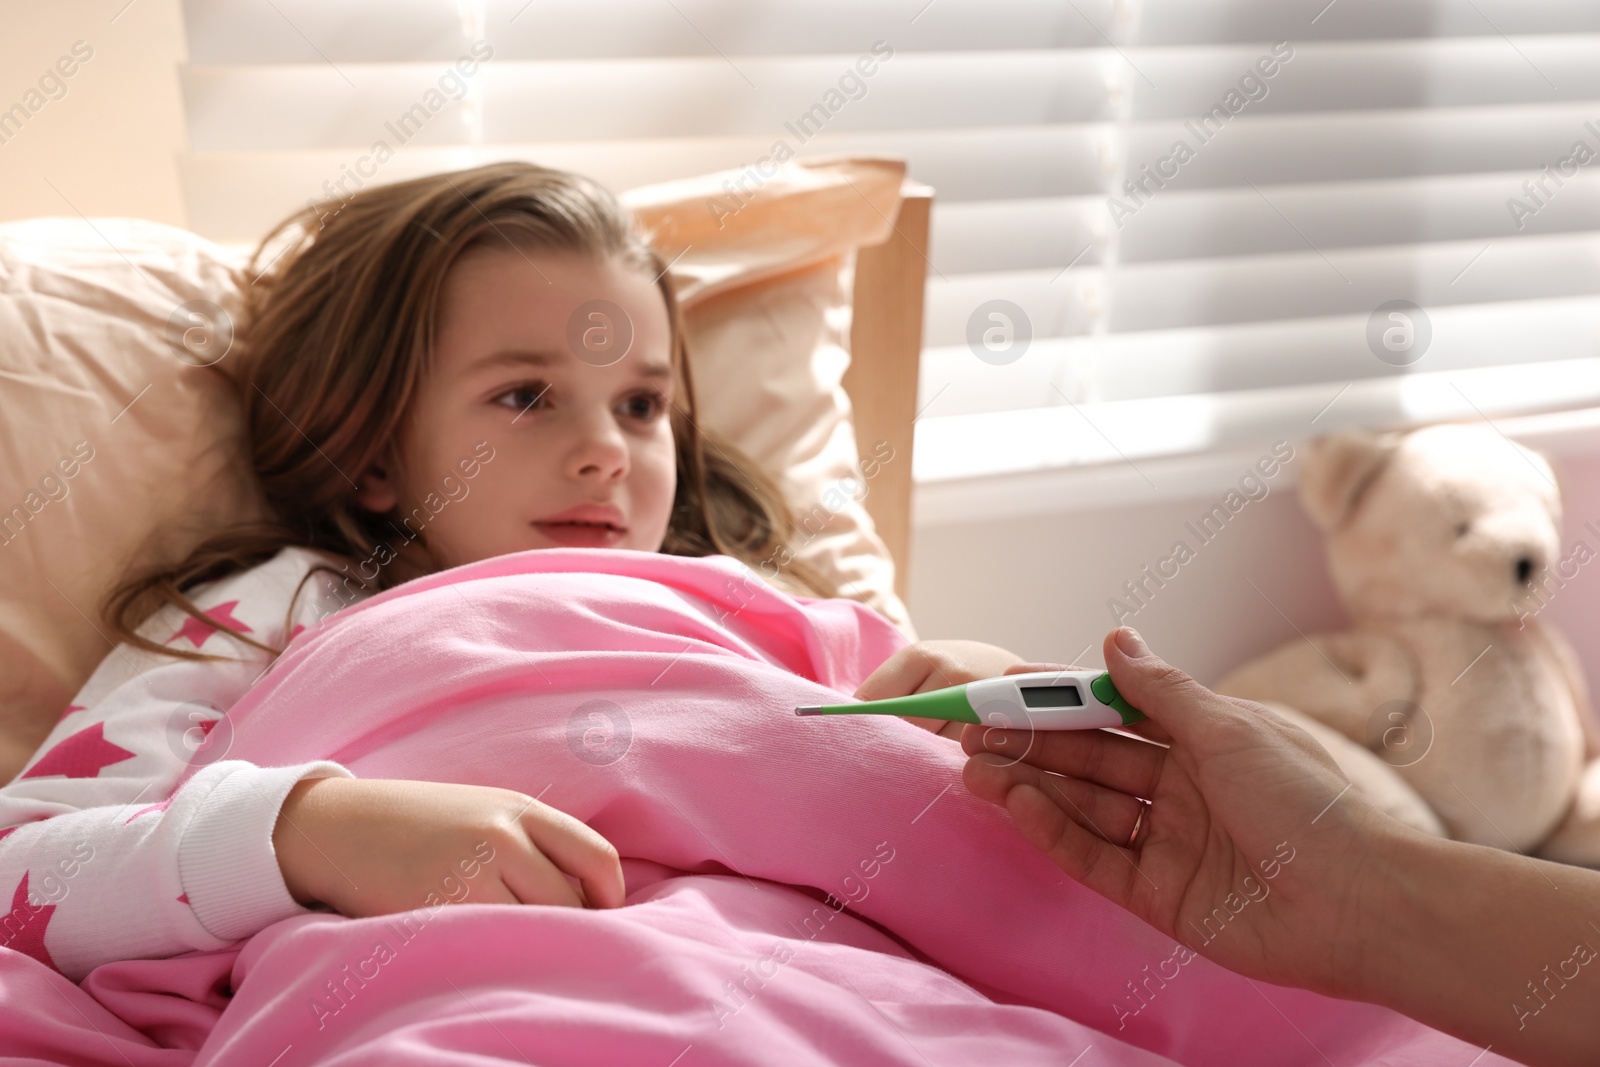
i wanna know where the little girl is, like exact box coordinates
[0,162,1020,981]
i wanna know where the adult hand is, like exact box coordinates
[966,628,1600,1065]
[961,626,1405,998]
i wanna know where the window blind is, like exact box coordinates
[179,0,1600,485]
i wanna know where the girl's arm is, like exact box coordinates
[0,548,352,979]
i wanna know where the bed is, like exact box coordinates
[0,159,1517,1066]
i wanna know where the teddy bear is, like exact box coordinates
[1216,423,1600,867]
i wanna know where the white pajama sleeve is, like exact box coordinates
[0,547,362,981]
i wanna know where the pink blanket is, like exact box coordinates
[0,549,1514,1066]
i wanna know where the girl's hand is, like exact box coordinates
[273,778,626,917]
[961,627,1407,998]
[854,639,1026,739]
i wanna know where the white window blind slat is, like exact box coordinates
[1113,172,1600,263]
[933,172,1600,276]
[182,0,1600,64]
[181,41,1600,155]
[922,295,1600,416]
[181,53,1120,153]
[915,357,1600,484]
[925,229,1600,351]
[180,125,1111,241]
[183,1,1112,63]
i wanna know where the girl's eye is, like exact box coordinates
[622,390,667,421]
[495,382,550,414]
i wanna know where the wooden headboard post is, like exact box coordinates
[844,180,933,608]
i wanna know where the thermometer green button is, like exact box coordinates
[795,669,1145,730]
[1089,672,1140,722]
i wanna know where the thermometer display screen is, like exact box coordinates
[1020,684,1084,709]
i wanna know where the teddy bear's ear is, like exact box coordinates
[1299,431,1400,529]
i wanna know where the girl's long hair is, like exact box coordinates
[104,162,839,661]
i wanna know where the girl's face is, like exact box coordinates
[355,246,678,569]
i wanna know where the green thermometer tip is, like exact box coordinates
[795,684,979,723]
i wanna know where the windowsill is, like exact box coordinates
[911,360,1600,526]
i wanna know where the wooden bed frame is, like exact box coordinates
[843,180,932,607]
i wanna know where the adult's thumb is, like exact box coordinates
[1102,627,1228,745]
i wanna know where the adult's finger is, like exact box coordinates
[519,806,626,909]
[961,722,1165,799]
[1102,628,1236,749]
[1002,778,1143,912]
[963,752,1145,846]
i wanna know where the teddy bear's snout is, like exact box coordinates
[1508,543,1551,588]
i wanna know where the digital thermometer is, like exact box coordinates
[795,670,1144,730]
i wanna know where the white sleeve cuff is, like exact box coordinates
[176,760,354,941]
